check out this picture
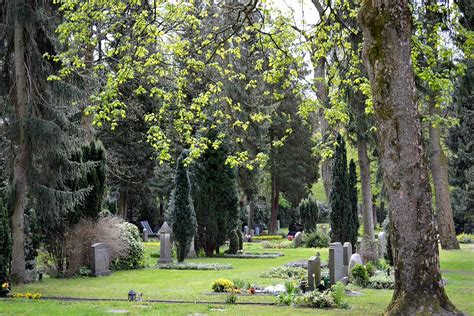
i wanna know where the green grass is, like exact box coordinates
[3,243,473,315]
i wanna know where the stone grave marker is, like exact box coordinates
[378,232,386,259]
[250,229,255,238]
[142,229,149,242]
[187,237,197,258]
[343,242,352,276]
[277,220,281,233]
[294,231,303,248]
[349,253,363,271]
[307,254,321,291]
[255,227,260,236]
[244,226,249,235]
[158,221,172,264]
[322,225,327,235]
[90,243,111,276]
[329,242,343,284]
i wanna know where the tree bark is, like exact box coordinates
[11,0,29,284]
[429,105,460,250]
[357,137,375,241]
[269,173,279,234]
[247,192,256,230]
[359,1,458,314]
[118,190,128,220]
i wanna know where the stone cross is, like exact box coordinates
[329,242,343,284]
[307,253,321,291]
[187,237,197,258]
[342,242,352,276]
[158,221,172,264]
[378,232,386,259]
[90,243,111,277]
[142,229,149,242]
[293,231,303,248]
[349,253,363,271]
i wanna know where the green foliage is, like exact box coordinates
[457,234,473,244]
[261,241,292,249]
[350,264,369,287]
[158,263,232,271]
[259,266,306,280]
[169,151,197,262]
[330,282,350,309]
[365,262,376,277]
[236,230,243,250]
[295,289,335,308]
[192,136,239,257]
[111,222,145,270]
[276,281,300,306]
[252,235,283,241]
[330,134,357,245]
[229,230,239,255]
[298,195,319,232]
[303,230,330,248]
[0,199,11,284]
[225,291,238,304]
[211,279,234,293]
[367,274,394,289]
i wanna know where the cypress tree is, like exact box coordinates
[229,229,239,254]
[298,195,319,232]
[169,151,197,262]
[348,159,359,249]
[0,199,11,290]
[330,134,349,243]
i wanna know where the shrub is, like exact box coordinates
[262,241,292,249]
[229,230,239,254]
[232,279,251,290]
[457,233,473,244]
[368,274,394,289]
[158,263,232,270]
[303,230,330,248]
[259,266,306,280]
[296,290,335,308]
[365,262,376,277]
[298,195,319,232]
[236,230,243,250]
[211,278,234,292]
[276,281,300,306]
[112,222,145,270]
[252,235,284,241]
[222,252,284,259]
[350,264,369,287]
[64,216,128,276]
[225,290,238,304]
[330,282,350,309]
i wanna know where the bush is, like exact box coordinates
[225,290,238,304]
[365,262,376,277]
[262,241,292,249]
[457,233,473,244]
[368,274,394,289]
[64,216,128,276]
[259,266,306,280]
[112,222,145,270]
[211,278,234,292]
[232,279,251,290]
[350,264,369,287]
[296,290,335,308]
[236,230,243,250]
[229,230,239,254]
[298,195,319,232]
[158,263,232,270]
[252,235,284,241]
[303,230,330,248]
[222,252,283,259]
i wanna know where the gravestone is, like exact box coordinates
[158,221,172,264]
[250,229,255,238]
[322,225,327,235]
[255,227,260,236]
[90,243,111,276]
[294,232,303,248]
[349,253,363,271]
[187,237,197,258]
[378,232,386,259]
[277,220,281,232]
[329,242,343,284]
[307,254,321,291]
[342,242,352,276]
[142,229,149,242]
[244,226,249,235]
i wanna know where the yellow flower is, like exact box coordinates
[1,282,8,289]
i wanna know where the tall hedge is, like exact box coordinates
[169,151,197,262]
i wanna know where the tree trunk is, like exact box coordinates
[357,137,375,241]
[359,1,458,314]
[429,105,460,250]
[269,173,279,234]
[118,190,128,220]
[11,1,29,284]
[248,192,256,230]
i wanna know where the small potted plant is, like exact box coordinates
[1,281,10,298]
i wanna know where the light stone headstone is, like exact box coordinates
[293,231,303,248]
[250,229,255,238]
[343,242,352,276]
[244,226,249,235]
[378,232,386,259]
[158,221,172,264]
[322,225,327,235]
[142,229,149,242]
[307,254,321,291]
[349,253,363,271]
[255,227,260,236]
[187,237,197,258]
[90,243,111,277]
[329,242,343,284]
[277,220,281,232]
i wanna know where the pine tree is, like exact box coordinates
[169,151,197,262]
[348,159,359,249]
[330,134,350,243]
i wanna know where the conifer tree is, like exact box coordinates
[0,199,11,286]
[169,151,197,262]
[348,159,359,249]
[298,195,319,233]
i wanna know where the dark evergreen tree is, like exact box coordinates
[169,151,196,262]
[330,134,350,243]
[192,137,239,257]
[0,199,11,291]
[298,195,319,232]
[236,229,243,250]
[348,159,359,249]
[229,229,239,254]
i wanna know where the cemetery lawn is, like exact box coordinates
[2,243,473,315]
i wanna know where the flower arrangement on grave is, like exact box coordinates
[12,292,42,299]
[0,281,9,297]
